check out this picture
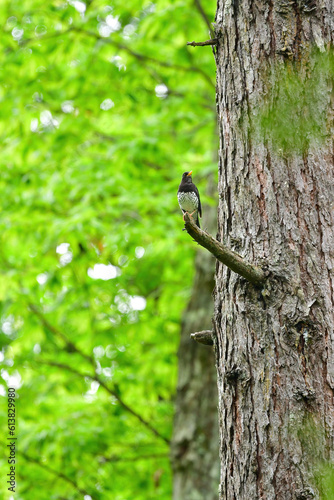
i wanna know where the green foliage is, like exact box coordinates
[0,1,217,498]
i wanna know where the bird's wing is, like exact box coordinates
[195,185,202,217]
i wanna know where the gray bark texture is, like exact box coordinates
[214,1,334,499]
[171,200,220,500]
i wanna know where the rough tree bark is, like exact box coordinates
[213,1,334,499]
[171,196,220,500]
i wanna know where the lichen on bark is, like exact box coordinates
[214,0,334,498]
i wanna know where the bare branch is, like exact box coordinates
[190,330,214,345]
[39,360,170,445]
[19,450,96,499]
[183,213,266,286]
[187,39,218,47]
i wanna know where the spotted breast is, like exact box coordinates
[177,171,202,228]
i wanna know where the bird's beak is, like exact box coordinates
[187,171,192,176]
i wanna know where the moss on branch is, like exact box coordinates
[183,213,266,286]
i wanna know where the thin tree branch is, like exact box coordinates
[183,213,266,286]
[70,27,215,89]
[193,0,215,38]
[187,39,218,47]
[94,131,130,142]
[19,450,96,499]
[30,304,170,443]
[39,360,170,445]
[19,30,72,47]
[28,304,94,365]
[100,453,169,463]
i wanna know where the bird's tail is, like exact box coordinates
[196,216,200,228]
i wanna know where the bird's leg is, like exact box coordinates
[182,210,196,222]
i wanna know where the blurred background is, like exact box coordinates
[0,0,218,498]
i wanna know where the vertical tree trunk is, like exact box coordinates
[171,199,220,500]
[214,1,334,499]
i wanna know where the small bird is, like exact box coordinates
[177,171,202,228]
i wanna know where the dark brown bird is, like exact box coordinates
[177,171,202,227]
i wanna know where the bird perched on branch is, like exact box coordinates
[177,171,202,228]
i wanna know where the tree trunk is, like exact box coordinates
[214,1,334,499]
[171,198,220,500]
